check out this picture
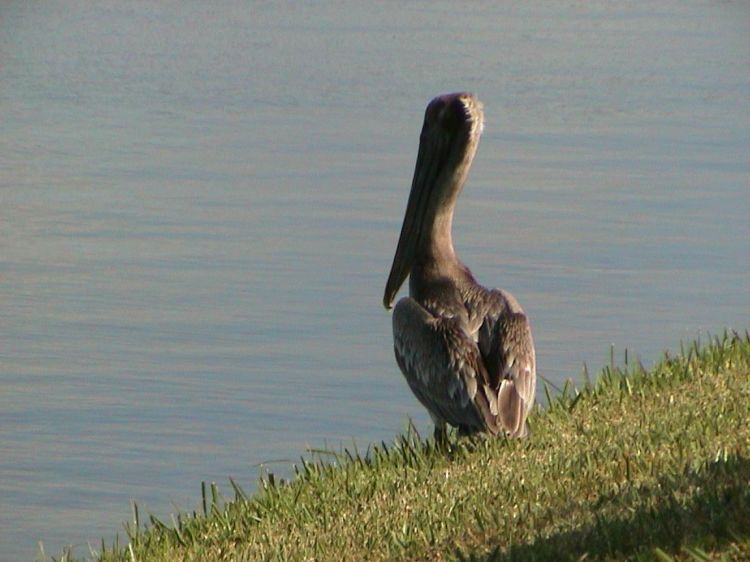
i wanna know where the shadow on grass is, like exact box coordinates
[462,454,750,562]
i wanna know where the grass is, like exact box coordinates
[51,331,750,562]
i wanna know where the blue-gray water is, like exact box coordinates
[1,1,749,559]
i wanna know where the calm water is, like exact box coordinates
[1,1,749,559]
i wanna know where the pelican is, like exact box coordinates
[383,92,536,442]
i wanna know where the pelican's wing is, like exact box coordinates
[392,297,500,434]
[480,303,536,438]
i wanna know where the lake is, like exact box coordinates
[1,1,748,559]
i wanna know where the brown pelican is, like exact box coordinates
[383,92,536,442]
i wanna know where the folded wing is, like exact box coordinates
[392,294,535,437]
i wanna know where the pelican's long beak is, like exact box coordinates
[383,140,438,308]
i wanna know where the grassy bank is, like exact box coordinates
[61,332,749,561]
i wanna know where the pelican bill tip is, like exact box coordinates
[383,293,394,310]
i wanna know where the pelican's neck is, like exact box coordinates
[410,186,469,300]
[421,195,458,267]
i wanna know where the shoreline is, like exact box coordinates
[55,331,750,561]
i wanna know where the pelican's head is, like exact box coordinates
[383,92,485,309]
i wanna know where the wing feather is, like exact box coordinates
[392,297,494,434]
[482,308,536,437]
[392,289,536,438]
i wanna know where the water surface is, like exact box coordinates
[1,1,749,559]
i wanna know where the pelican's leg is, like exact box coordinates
[430,414,449,448]
[456,424,479,438]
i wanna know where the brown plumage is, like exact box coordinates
[383,93,536,441]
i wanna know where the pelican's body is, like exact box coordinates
[383,93,536,440]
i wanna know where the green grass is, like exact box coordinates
[52,331,750,561]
